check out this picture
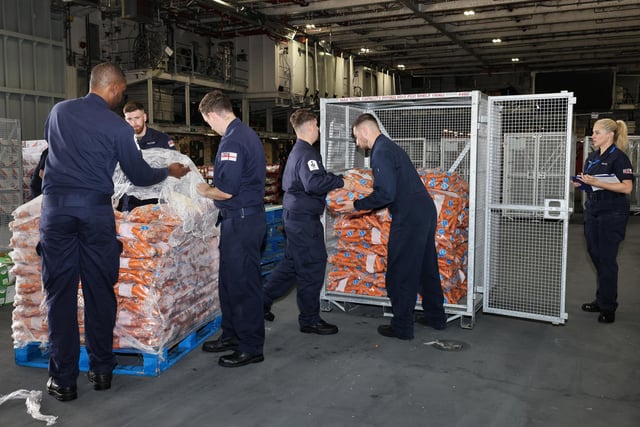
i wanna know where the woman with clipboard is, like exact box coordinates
[573,119,634,323]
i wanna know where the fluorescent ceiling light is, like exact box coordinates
[464,10,475,16]
[492,38,502,43]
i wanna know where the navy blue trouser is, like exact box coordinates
[387,198,445,339]
[39,195,121,387]
[584,197,629,313]
[218,211,266,355]
[263,211,327,327]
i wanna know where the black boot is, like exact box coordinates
[581,301,600,312]
[264,305,275,322]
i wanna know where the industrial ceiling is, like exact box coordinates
[57,0,640,77]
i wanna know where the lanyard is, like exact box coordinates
[585,145,616,173]
[584,159,600,173]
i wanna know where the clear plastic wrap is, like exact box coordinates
[10,158,221,357]
[0,389,58,425]
[112,148,219,239]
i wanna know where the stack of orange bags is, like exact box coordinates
[9,198,220,355]
[419,168,469,304]
[111,204,220,352]
[8,197,48,346]
[325,169,390,297]
[325,168,469,305]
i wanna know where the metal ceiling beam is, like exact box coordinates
[417,0,545,14]
[256,0,395,16]
[332,13,640,49]
[309,17,428,36]
[337,28,640,52]
[445,7,640,36]
[396,0,490,69]
[288,9,410,27]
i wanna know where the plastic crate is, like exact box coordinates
[0,263,10,305]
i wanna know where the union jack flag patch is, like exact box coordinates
[221,152,237,161]
[623,168,633,174]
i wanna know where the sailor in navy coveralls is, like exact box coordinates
[337,113,447,340]
[263,109,347,335]
[119,100,177,211]
[197,90,267,367]
[40,63,189,401]
[575,118,634,324]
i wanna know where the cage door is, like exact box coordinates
[483,93,575,324]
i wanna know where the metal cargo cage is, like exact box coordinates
[320,92,488,328]
[0,119,23,253]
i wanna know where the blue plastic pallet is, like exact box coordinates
[14,314,221,377]
[265,221,283,238]
[265,205,283,224]
[263,236,285,255]
[261,252,284,276]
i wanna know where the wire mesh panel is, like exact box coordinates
[484,93,574,324]
[0,119,23,252]
[320,92,487,327]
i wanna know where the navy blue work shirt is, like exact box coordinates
[213,118,266,209]
[282,139,343,216]
[137,126,176,150]
[584,144,634,194]
[43,93,169,196]
[354,134,430,217]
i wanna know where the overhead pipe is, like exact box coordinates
[190,0,298,41]
[314,41,319,103]
[304,37,318,103]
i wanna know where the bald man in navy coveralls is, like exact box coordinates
[197,90,267,368]
[40,62,189,401]
[337,113,446,340]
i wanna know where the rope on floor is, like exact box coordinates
[0,389,58,425]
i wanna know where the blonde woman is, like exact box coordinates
[574,119,634,323]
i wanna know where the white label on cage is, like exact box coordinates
[307,160,319,171]
[336,277,348,292]
[371,228,382,245]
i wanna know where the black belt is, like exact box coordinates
[586,191,625,201]
[219,205,265,219]
[42,193,112,208]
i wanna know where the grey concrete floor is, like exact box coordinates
[1,215,639,427]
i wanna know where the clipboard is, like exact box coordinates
[571,174,620,192]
